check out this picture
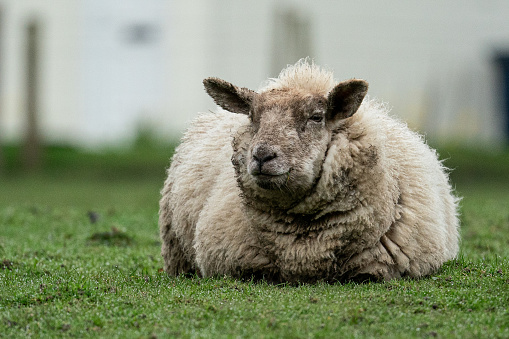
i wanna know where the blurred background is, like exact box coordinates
[0,0,508,209]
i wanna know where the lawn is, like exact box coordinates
[0,144,508,338]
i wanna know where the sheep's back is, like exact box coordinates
[373,108,460,276]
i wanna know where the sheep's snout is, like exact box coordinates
[248,144,288,179]
[252,145,277,172]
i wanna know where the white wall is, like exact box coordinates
[0,0,167,147]
[77,0,165,147]
[1,0,509,147]
[0,0,79,143]
[157,0,213,140]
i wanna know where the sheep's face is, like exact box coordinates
[204,77,368,209]
[245,90,329,193]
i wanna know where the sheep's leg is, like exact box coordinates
[339,235,409,281]
[194,216,274,279]
[193,184,276,279]
[159,180,197,276]
[160,221,197,276]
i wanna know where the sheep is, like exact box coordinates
[159,60,460,283]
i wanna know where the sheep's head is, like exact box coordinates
[203,76,368,210]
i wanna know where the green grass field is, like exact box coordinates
[1,145,508,338]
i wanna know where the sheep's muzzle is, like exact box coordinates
[248,143,291,189]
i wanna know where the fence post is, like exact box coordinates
[23,19,42,170]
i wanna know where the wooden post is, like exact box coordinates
[270,8,313,77]
[23,19,42,170]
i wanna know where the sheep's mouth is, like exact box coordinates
[252,172,290,190]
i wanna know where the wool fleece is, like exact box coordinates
[159,60,460,283]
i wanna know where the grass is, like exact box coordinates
[0,144,508,338]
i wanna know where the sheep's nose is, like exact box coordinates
[251,144,278,173]
[253,150,277,165]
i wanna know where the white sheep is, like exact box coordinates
[159,60,460,283]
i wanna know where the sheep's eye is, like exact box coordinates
[309,114,323,123]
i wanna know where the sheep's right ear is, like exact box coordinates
[203,77,256,115]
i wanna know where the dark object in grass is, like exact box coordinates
[1,259,14,270]
[88,227,133,246]
[87,211,100,224]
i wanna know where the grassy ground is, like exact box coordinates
[0,144,508,338]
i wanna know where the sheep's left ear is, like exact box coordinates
[326,79,368,121]
[203,77,256,115]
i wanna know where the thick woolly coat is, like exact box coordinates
[159,63,459,283]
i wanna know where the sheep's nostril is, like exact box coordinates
[253,143,278,165]
[254,152,277,166]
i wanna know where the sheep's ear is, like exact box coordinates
[326,79,368,121]
[203,77,256,115]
